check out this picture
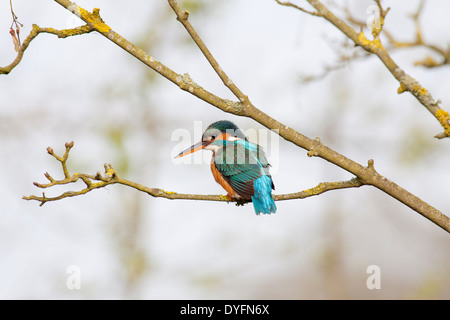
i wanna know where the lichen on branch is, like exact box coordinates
[276,0,450,139]
[0,23,94,74]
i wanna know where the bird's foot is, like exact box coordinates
[222,194,250,206]
[234,198,251,207]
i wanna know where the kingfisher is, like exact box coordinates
[175,120,277,215]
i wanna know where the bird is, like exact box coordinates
[175,120,277,215]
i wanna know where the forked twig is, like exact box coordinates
[23,142,366,207]
[275,0,450,139]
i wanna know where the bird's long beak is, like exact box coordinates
[175,140,207,158]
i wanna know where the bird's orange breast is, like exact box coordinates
[210,158,240,199]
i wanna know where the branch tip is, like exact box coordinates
[434,132,449,139]
[367,159,376,171]
[44,172,54,182]
[275,0,321,17]
[65,141,74,149]
[180,10,189,21]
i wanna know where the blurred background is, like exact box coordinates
[0,0,449,299]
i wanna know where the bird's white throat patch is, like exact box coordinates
[205,144,221,152]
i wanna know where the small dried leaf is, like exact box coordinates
[10,28,20,52]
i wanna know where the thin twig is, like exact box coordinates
[383,0,449,68]
[9,0,23,50]
[167,0,250,105]
[277,0,450,138]
[275,0,320,16]
[0,24,94,74]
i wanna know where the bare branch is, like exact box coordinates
[23,143,365,207]
[344,0,448,68]
[9,1,449,231]
[0,24,94,74]
[275,0,450,138]
[383,0,449,69]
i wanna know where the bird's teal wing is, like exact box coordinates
[214,140,274,200]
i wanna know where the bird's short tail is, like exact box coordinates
[252,175,277,215]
